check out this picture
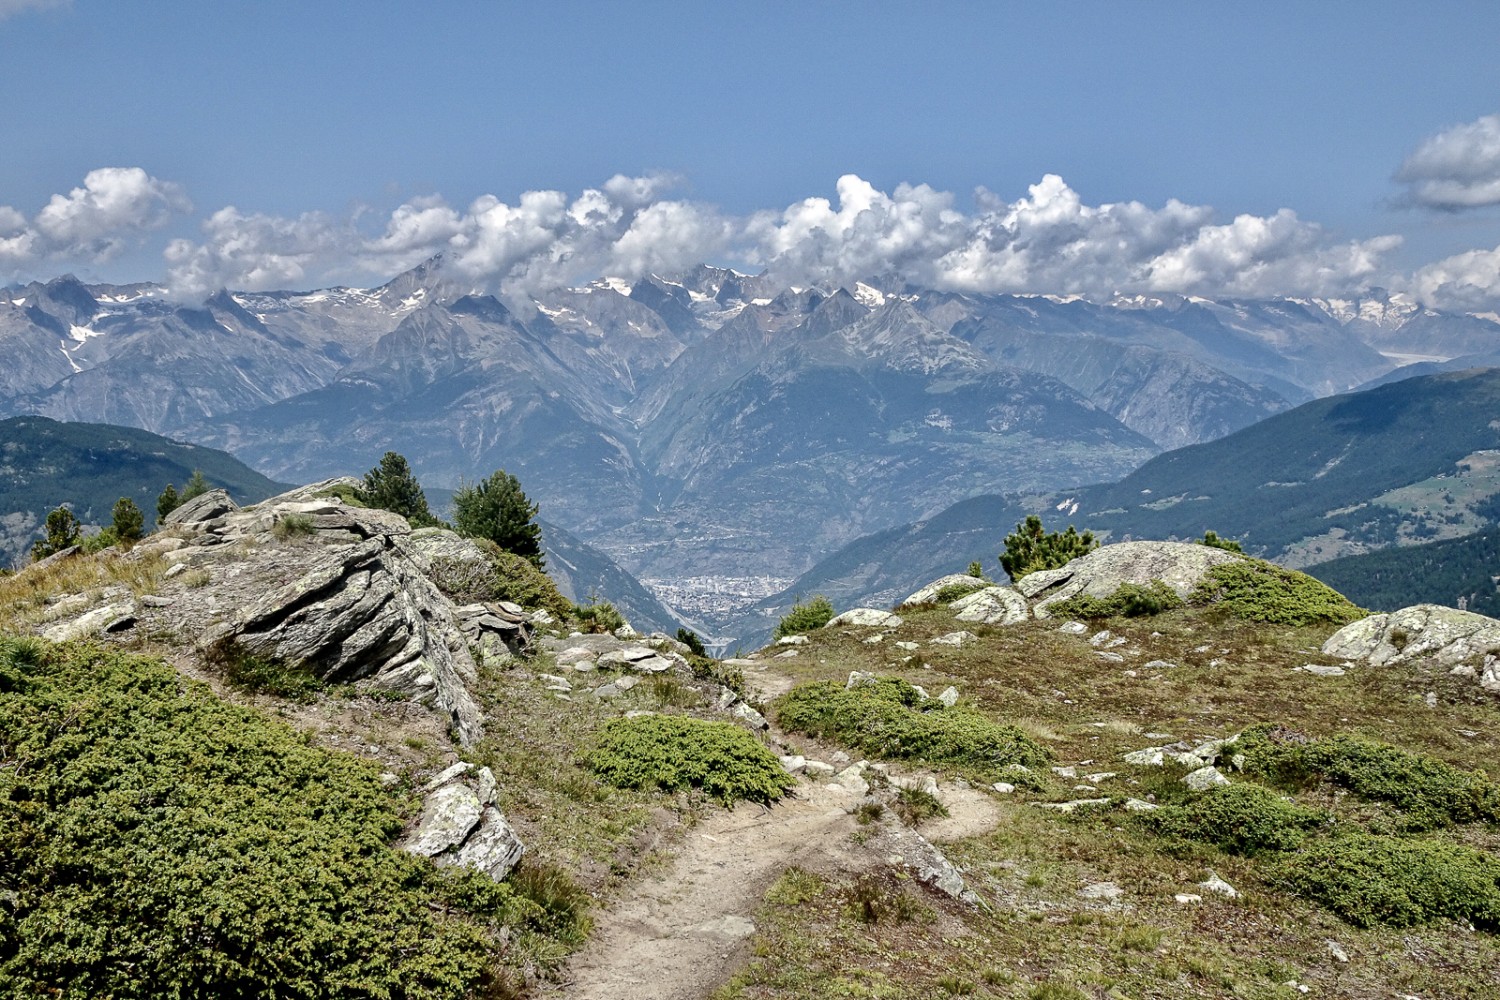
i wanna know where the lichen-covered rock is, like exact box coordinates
[1323,605,1500,693]
[949,586,1029,626]
[402,764,524,881]
[827,608,904,629]
[1017,541,1242,618]
[899,574,988,608]
[163,488,238,526]
[45,481,537,747]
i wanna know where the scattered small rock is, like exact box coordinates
[1079,882,1124,901]
[1184,766,1230,791]
[991,782,1016,794]
[776,634,808,645]
[1326,939,1350,963]
[929,631,978,647]
[1199,871,1239,898]
[1124,798,1158,812]
[1143,659,1177,670]
[1174,893,1202,905]
[937,685,959,708]
[1296,663,1346,677]
[1058,621,1088,634]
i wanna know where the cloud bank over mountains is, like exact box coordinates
[4,112,1500,310]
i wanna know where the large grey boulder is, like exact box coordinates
[1323,604,1500,690]
[1016,541,1242,618]
[950,586,1029,626]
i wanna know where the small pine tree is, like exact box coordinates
[1198,530,1244,553]
[999,515,1098,582]
[676,627,707,657]
[452,469,544,569]
[157,484,181,521]
[32,505,82,560]
[181,470,210,502]
[775,595,835,638]
[967,560,985,578]
[360,452,440,527]
[111,497,145,542]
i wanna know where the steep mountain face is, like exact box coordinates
[745,367,1500,643]
[4,259,1498,642]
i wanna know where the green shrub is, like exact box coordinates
[586,714,794,806]
[1278,834,1500,929]
[574,598,627,635]
[80,526,120,553]
[1137,782,1324,855]
[1050,580,1184,619]
[204,637,326,702]
[436,538,573,621]
[1190,559,1365,626]
[1196,530,1243,553]
[676,627,707,657]
[1234,724,1500,831]
[999,515,1097,582]
[271,512,317,539]
[775,595,835,637]
[934,579,987,604]
[894,785,950,826]
[0,637,529,997]
[775,678,1052,779]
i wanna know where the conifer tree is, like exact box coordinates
[31,505,82,560]
[182,470,210,501]
[156,484,181,521]
[999,515,1097,582]
[111,497,145,542]
[360,452,439,527]
[452,469,544,569]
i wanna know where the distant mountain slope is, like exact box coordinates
[1305,527,1500,618]
[8,259,1500,626]
[738,368,1500,644]
[0,415,287,566]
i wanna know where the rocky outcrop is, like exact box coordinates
[899,574,988,607]
[163,488,239,526]
[43,478,534,746]
[1323,604,1500,691]
[950,586,1029,626]
[401,762,525,879]
[1016,541,1241,617]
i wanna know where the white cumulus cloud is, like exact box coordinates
[0,167,190,276]
[742,173,1399,299]
[164,207,347,302]
[1396,113,1500,210]
[1412,244,1500,311]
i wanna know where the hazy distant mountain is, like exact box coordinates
[743,367,1500,645]
[0,415,287,567]
[3,258,1496,637]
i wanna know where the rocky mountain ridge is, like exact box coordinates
[4,260,1495,641]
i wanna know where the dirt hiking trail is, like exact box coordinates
[551,658,1001,1000]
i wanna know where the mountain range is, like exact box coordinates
[4,259,1496,640]
[741,366,1500,647]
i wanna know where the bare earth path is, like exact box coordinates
[551,658,1003,1000]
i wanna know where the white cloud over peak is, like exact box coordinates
[1396,113,1500,210]
[0,167,1456,307]
[741,173,1397,300]
[1413,244,1500,311]
[165,207,347,302]
[0,167,189,272]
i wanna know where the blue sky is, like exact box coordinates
[4,0,1500,307]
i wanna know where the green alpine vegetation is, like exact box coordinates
[0,637,565,998]
[587,714,796,805]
